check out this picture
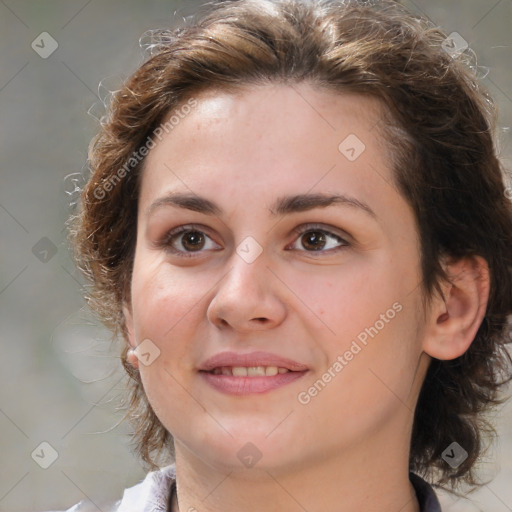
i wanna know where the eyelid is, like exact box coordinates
[157,222,351,257]
[157,223,220,257]
[288,223,351,252]
[159,223,212,244]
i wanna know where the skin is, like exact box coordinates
[123,83,490,512]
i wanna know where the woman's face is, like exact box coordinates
[124,83,432,473]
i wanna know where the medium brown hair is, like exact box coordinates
[69,0,512,489]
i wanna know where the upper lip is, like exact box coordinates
[199,351,309,372]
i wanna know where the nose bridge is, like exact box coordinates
[234,232,266,278]
[223,244,272,309]
[222,229,271,294]
[207,242,287,330]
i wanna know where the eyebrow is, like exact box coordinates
[146,192,377,220]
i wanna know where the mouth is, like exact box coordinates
[205,366,292,377]
[198,354,309,395]
[198,350,309,373]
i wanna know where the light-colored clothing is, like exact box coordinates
[49,465,176,512]
[49,465,442,511]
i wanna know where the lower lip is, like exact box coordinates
[199,370,308,395]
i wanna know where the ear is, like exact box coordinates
[123,302,139,369]
[422,255,490,360]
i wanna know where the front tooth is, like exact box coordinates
[232,366,248,377]
[265,366,279,376]
[247,366,266,376]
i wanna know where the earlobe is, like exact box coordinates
[123,302,139,369]
[422,255,490,361]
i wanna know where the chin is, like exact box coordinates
[178,424,301,473]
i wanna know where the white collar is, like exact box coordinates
[116,465,176,512]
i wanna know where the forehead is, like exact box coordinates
[139,84,394,203]
[179,83,384,130]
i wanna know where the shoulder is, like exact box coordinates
[117,464,175,511]
[409,472,442,512]
[45,465,176,512]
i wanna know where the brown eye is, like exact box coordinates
[301,231,327,251]
[180,231,206,251]
[160,225,221,257]
[289,224,349,254]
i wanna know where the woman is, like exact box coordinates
[65,0,512,510]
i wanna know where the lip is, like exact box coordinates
[198,351,309,396]
[198,351,309,372]
[200,371,308,395]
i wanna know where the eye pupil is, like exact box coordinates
[182,231,205,251]
[302,231,326,251]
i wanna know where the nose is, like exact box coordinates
[206,250,287,332]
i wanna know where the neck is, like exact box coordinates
[170,418,420,512]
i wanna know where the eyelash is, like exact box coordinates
[159,223,350,258]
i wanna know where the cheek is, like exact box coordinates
[130,257,198,336]
[286,254,409,347]
[129,261,202,402]
[298,299,422,435]
[128,261,211,384]
[290,250,422,404]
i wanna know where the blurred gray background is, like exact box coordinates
[0,1,511,511]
